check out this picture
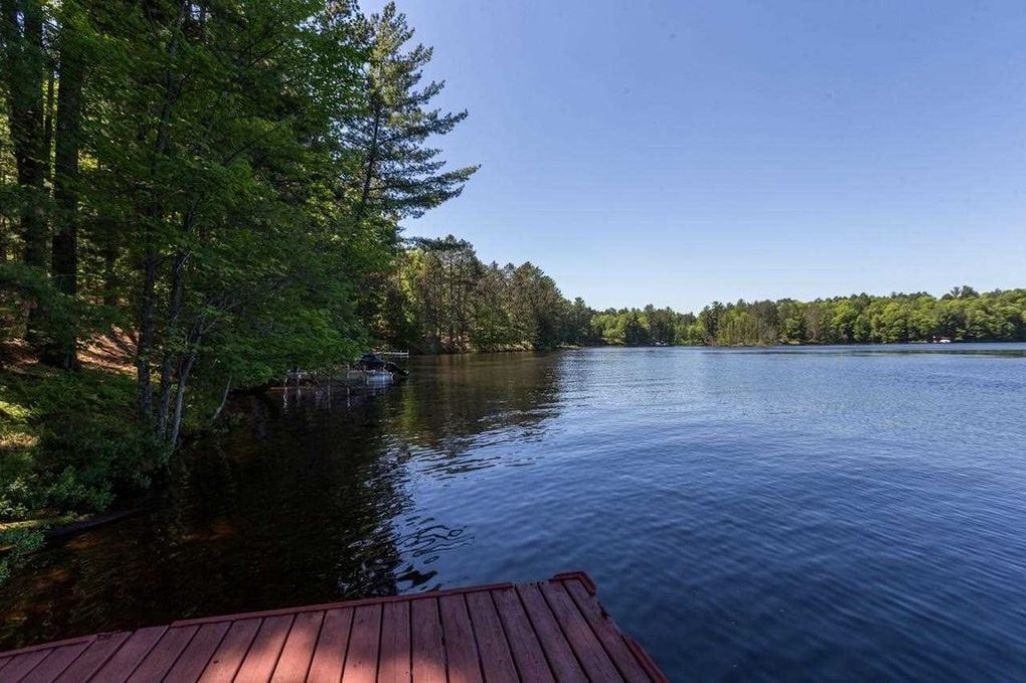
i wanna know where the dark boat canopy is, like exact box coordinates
[358,353,385,369]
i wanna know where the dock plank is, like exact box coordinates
[272,610,324,682]
[341,605,382,683]
[541,580,623,681]
[517,584,589,683]
[18,641,91,682]
[439,594,483,683]
[198,618,262,683]
[410,597,446,683]
[163,621,231,682]
[0,572,666,682]
[306,608,353,683]
[233,614,294,682]
[378,601,411,683]
[465,591,518,683]
[54,632,131,682]
[565,579,653,683]
[90,625,167,680]
[0,649,50,681]
[127,624,198,681]
[491,588,555,683]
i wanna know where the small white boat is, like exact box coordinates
[345,367,391,382]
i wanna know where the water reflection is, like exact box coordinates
[0,352,564,650]
[10,346,1024,680]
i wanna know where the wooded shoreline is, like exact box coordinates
[2,0,1025,586]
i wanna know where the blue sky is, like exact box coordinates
[361,0,1026,313]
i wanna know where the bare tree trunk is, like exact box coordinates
[157,249,187,437]
[168,345,197,449]
[211,374,232,423]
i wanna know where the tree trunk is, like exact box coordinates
[168,344,198,449]
[46,29,85,369]
[42,60,54,179]
[136,1,188,422]
[210,374,232,424]
[157,249,187,438]
[1,0,49,347]
[355,99,382,221]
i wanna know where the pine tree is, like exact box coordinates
[345,2,478,225]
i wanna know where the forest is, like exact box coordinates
[1,0,1025,576]
[1,0,477,565]
[371,236,1026,351]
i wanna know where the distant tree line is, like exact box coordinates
[364,237,1026,352]
[691,286,1026,346]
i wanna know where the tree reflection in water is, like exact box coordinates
[0,352,564,651]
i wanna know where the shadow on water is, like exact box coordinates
[0,351,563,650]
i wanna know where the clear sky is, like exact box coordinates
[361,0,1026,313]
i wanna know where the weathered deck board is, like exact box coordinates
[127,624,198,682]
[91,626,168,680]
[378,601,411,683]
[541,580,622,682]
[565,580,652,683]
[465,591,518,683]
[0,649,51,682]
[306,608,353,683]
[19,642,92,683]
[197,618,262,683]
[491,587,555,683]
[410,595,446,683]
[272,610,324,682]
[233,614,294,681]
[438,594,483,683]
[516,584,589,683]
[55,632,131,682]
[341,605,383,683]
[163,622,231,682]
[0,572,667,682]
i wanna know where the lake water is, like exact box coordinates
[3,345,1026,680]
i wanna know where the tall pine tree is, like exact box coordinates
[345,1,478,226]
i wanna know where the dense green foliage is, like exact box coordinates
[1,0,475,525]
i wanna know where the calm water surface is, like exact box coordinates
[3,345,1026,680]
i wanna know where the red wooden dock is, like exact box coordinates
[0,572,666,682]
